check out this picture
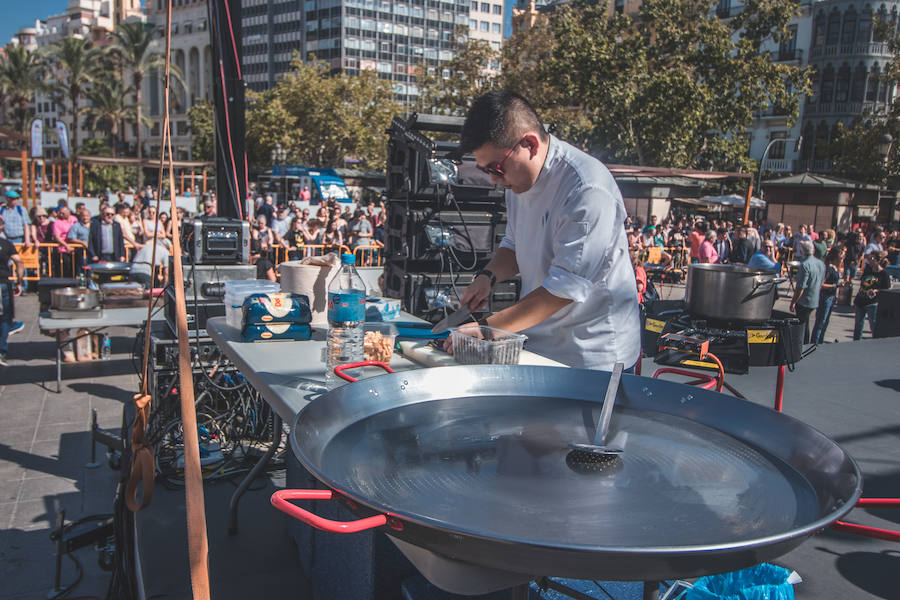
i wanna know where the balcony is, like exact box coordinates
[793,158,833,173]
[810,41,890,60]
[761,158,792,172]
[805,100,881,116]
[776,48,803,63]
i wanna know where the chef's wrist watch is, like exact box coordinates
[473,269,496,287]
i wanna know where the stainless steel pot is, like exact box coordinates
[685,264,785,322]
[50,287,100,311]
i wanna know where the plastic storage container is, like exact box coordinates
[363,322,398,364]
[449,325,527,365]
[224,280,281,328]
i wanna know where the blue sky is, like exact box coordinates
[2,2,72,47]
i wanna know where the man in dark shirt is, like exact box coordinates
[0,216,25,366]
[729,226,755,264]
[88,207,127,262]
[256,195,275,227]
[843,231,866,280]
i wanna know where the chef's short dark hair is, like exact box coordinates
[458,91,548,154]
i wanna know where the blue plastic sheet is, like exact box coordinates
[684,564,795,600]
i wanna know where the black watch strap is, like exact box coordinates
[474,269,496,287]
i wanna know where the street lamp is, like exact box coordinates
[750,136,803,224]
[878,133,893,165]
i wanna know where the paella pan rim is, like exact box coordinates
[290,365,862,559]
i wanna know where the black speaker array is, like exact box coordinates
[384,114,519,323]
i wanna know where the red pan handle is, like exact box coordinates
[333,361,395,383]
[271,489,388,533]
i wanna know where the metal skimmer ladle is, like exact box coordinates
[566,362,624,471]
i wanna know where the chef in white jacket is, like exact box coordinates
[446,91,640,371]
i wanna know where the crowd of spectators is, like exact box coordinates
[627,213,899,343]
[248,194,386,280]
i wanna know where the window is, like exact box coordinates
[841,7,856,45]
[346,16,359,28]
[427,28,438,39]
[716,0,730,18]
[835,64,850,103]
[493,4,501,14]
[412,6,424,17]
[395,23,408,35]
[412,25,424,37]
[395,3,408,15]
[851,64,866,102]
[469,19,477,29]
[480,20,489,31]
[481,3,489,12]
[826,10,840,45]
[813,12,825,47]
[470,1,477,10]
[492,22,500,33]
[779,25,797,60]
[769,131,787,159]
[866,67,879,102]
[820,64,835,103]
[858,10,872,44]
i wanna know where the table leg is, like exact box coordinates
[228,412,283,535]
[56,337,62,393]
[775,364,785,412]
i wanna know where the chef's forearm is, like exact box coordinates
[484,286,572,333]
[484,248,519,283]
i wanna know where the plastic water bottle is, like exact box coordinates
[101,334,111,360]
[324,254,366,389]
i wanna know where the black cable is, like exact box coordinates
[49,549,83,599]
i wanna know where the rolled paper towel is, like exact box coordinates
[277,253,341,326]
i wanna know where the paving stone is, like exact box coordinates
[0,481,22,503]
[18,475,81,503]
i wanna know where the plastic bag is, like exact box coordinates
[682,564,800,600]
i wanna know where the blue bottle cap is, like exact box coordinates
[341,253,356,264]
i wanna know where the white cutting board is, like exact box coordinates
[399,340,566,368]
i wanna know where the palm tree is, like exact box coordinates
[46,37,105,156]
[0,44,46,138]
[109,21,183,188]
[85,80,145,157]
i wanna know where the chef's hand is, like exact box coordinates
[789,301,797,313]
[459,274,491,313]
[442,320,484,354]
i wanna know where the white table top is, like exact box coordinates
[206,315,425,423]
[38,306,164,330]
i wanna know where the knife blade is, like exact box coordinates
[431,304,473,334]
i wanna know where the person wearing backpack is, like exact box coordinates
[1,190,32,246]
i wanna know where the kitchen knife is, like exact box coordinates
[431,304,474,334]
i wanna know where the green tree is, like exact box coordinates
[109,22,182,187]
[187,100,215,162]
[540,0,809,170]
[417,31,499,116]
[84,80,143,157]
[45,37,106,156]
[0,44,46,139]
[257,57,401,169]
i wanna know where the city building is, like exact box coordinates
[145,0,213,161]
[243,0,505,104]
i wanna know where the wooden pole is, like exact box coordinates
[42,160,48,192]
[743,182,753,225]
[21,151,29,210]
[67,161,73,199]
[202,169,207,195]
[52,163,57,192]
[180,171,184,195]
[79,164,84,197]
[30,159,36,201]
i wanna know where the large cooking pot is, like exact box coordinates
[272,363,860,594]
[50,287,100,311]
[685,263,785,322]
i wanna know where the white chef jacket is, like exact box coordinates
[499,135,640,370]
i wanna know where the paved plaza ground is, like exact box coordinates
[0,281,891,599]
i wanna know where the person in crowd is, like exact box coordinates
[51,205,79,277]
[792,225,811,255]
[88,206,127,262]
[632,251,647,304]
[810,246,845,345]
[769,223,786,248]
[200,197,217,219]
[283,216,307,260]
[887,229,900,265]
[315,205,330,223]
[688,221,706,264]
[114,203,142,250]
[372,210,387,249]
[812,229,828,259]
[257,195,275,226]
[66,208,92,265]
[729,226,755,264]
[0,190,32,246]
[129,237,170,289]
[447,90,640,370]
[698,229,719,264]
[853,250,892,340]
[299,185,311,204]
[302,218,324,252]
[47,207,58,223]
[251,215,276,262]
[272,204,292,242]
[713,227,732,264]
[128,205,143,246]
[627,225,643,251]
[322,219,343,252]
[365,205,378,230]
[158,211,170,237]
[822,228,836,251]
[865,230,885,256]
[843,231,866,281]
[31,206,52,243]
[141,205,166,243]
[745,220,761,253]
[806,224,818,242]
[253,233,277,282]
[349,208,373,249]
[0,216,25,367]
[748,239,782,273]
[790,240,825,345]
